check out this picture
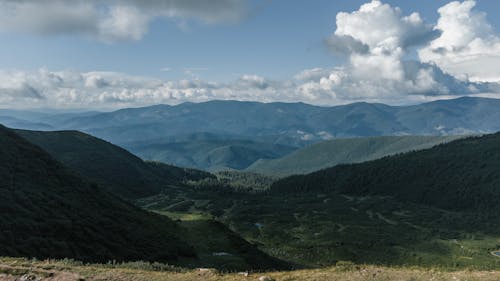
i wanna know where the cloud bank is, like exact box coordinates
[0,0,500,109]
[0,0,247,42]
[314,0,493,101]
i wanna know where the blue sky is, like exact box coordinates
[1,0,500,109]
[1,0,498,80]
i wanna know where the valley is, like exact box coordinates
[2,97,500,279]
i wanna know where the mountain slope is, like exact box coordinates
[16,129,212,199]
[271,133,500,211]
[125,138,296,171]
[0,124,194,263]
[247,135,463,176]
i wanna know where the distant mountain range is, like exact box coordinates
[2,96,500,170]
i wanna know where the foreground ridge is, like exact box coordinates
[0,257,499,281]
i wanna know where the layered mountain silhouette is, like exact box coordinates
[2,97,498,171]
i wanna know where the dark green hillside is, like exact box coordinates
[247,135,462,176]
[0,125,194,263]
[271,133,500,211]
[16,129,212,199]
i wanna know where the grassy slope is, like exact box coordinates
[247,135,463,176]
[15,129,212,199]
[1,257,499,281]
[0,125,194,263]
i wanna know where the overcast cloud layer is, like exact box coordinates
[1,0,500,109]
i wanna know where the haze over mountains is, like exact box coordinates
[1,96,498,171]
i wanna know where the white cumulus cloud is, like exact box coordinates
[317,0,473,102]
[419,0,500,82]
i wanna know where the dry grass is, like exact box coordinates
[0,257,499,281]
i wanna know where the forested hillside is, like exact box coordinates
[16,129,212,199]
[271,134,500,211]
[0,125,194,262]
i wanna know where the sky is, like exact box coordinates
[1,0,500,109]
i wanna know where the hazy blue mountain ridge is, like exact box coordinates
[4,97,500,171]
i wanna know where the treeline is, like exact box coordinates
[186,170,277,193]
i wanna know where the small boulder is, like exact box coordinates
[238,271,249,277]
[197,268,218,276]
[258,276,275,281]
